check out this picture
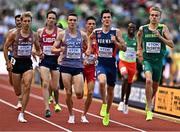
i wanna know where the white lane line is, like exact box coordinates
[0,99,71,132]
[0,83,145,132]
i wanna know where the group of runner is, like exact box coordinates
[3,6,174,126]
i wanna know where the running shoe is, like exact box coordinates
[100,104,107,116]
[145,100,148,114]
[48,96,53,104]
[18,112,27,123]
[117,101,124,112]
[81,115,89,123]
[54,104,61,112]
[45,109,51,118]
[102,113,110,126]
[68,115,75,124]
[123,104,129,114]
[146,111,153,121]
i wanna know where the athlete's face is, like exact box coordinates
[46,13,56,26]
[86,19,96,34]
[67,15,78,29]
[128,23,136,35]
[149,10,161,24]
[21,16,32,30]
[15,17,21,28]
[102,13,112,26]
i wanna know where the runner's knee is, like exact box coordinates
[42,81,49,89]
[76,92,83,99]
[15,91,21,96]
[146,79,152,86]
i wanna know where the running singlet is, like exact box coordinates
[142,24,166,61]
[60,29,83,68]
[119,33,137,63]
[39,27,58,56]
[94,27,118,66]
[12,29,33,58]
[83,35,98,65]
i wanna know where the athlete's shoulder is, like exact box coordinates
[111,27,118,31]
[122,32,127,38]
[138,24,148,31]
[158,23,168,29]
[8,28,17,33]
[94,27,102,32]
[57,27,63,32]
[37,27,44,32]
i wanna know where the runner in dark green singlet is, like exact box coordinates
[137,6,174,121]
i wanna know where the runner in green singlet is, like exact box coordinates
[137,6,174,121]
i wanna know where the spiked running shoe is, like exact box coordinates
[123,104,129,114]
[68,115,75,124]
[54,104,61,112]
[117,101,124,112]
[146,111,153,121]
[48,96,53,104]
[45,109,51,118]
[18,113,27,123]
[100,104,107,116]
[81,115,89,123]
[102,113,110,126]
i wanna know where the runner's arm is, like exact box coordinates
[115,29,126,51]
[160,25,174,48]
[3,31,15,64]
[136,26,143,62]
[51,31,64,54]
[81,31,91,56]
[33,32,42,56]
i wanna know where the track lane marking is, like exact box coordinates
[0,83,145,132]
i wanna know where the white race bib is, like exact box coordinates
[98,46,113,58]
[146,42,161,53]
[17,45,32,56]
[43,46,54,55]
[124,47,136,60]
[67,48,81,59]
[83,53,96,64]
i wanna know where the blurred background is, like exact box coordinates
[0,0,179,87]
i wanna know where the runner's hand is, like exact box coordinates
[6,62,12,71]
[137,49,143,63]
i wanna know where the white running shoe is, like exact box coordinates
[18,113,27,123]
[16,102,22,111]
[68,115,75,124]
[123,104,129,114]
[81,115,89,123]
[117,102,124,112]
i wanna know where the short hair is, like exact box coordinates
[149,6,162,15]
[21,11,32,21]
[46,10,57,19]
[128,22,136,28]
[100,9,113,19]
[67,13,78,20]
[86,16,96,22]
[15,14,21,20]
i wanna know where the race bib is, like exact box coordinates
[43,46,54,55]
[83,53,96,64]
[146,42,161,53]
[17,45,32,56]
[98,46,113,58]
[67,48,81,59]
[10,57,16,65]
[124,47,136,60]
